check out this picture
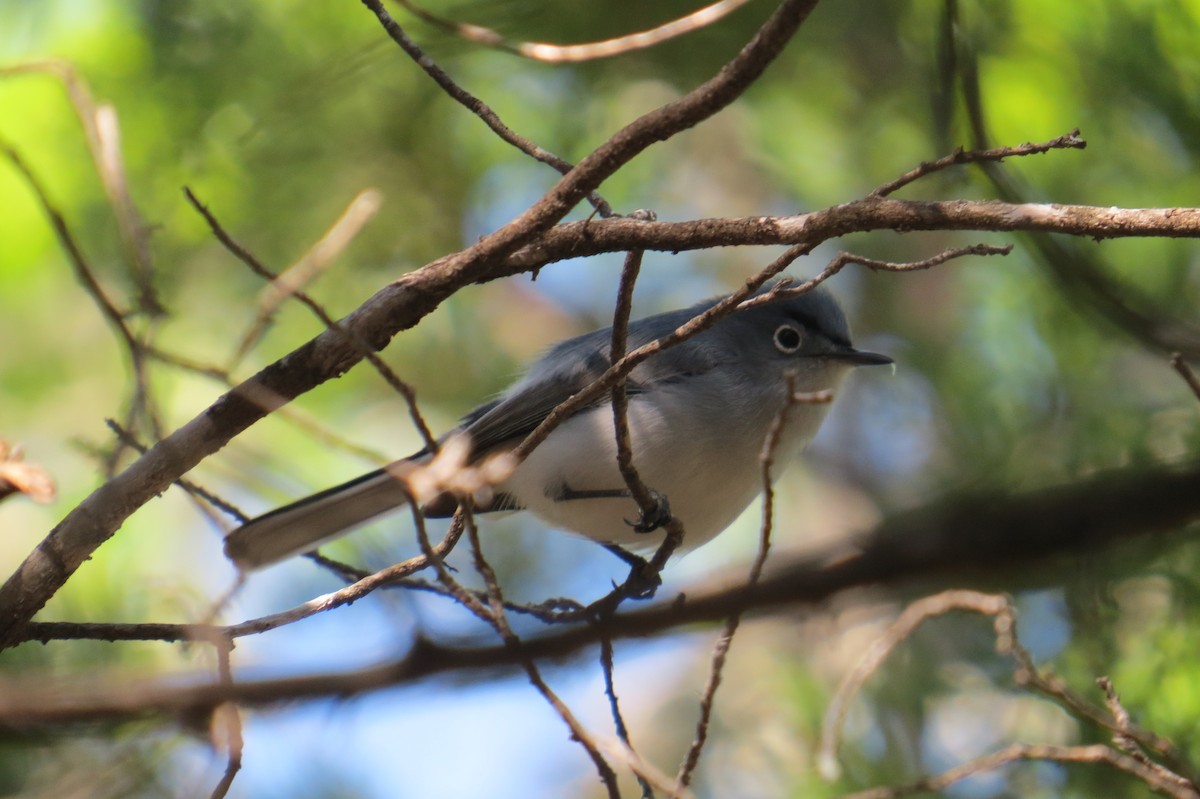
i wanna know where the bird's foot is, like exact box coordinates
[625,489,672,534]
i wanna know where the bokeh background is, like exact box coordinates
[2,1,1199,797]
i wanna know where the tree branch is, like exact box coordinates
[500,199,1200,270]
[0,0,824,649]
[4,457,1197,727]
[393,0,757,63]
[2,195,1197,647]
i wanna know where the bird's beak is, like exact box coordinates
[829,347,893,367]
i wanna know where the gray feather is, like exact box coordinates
[223,283,873,570]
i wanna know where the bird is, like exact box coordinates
[223,285,892,571]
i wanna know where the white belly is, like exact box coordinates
[499,392,826,548]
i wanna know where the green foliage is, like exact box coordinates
[1,0,1198,797]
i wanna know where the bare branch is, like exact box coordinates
[513,243,815,468]
[1170,354,1200,402]
[592,247,692,610]
[104,419,249,525]
[818,591,1013,779]
[16,518,468,647]
[835,242,1014,274]
[739,243,1012,315]
[0,0,829,646]
[0,135,165,465]
[413,498,621,796]
[19,567,589,646]
[836,743,1199,799]
[817,592,1199,799]
[7,458,1198,727]
[206,635,243,799]
[870,129,1087,197]
[674,373,805,792]
[362,0,614,216]
[500,201,1200,272]
[0,59,161,315]
[609,250,662,523]
[4,61,1197,650]
[598,252,658,798]
[395,0,756,63]
[599,634,650,798]
[185,187,439,455]
[230,188,383,369]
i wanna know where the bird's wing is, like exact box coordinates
[462,349,620,454]
[460,304,732,455]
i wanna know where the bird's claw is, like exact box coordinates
[625,490,672,534]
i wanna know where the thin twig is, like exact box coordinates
[674,373,806,793]
[20,560,590,646]
[230,188,384,370]
[1005,638,1197,783]
[869,129,1086,197]
[842,243,1013,273]
[818,590,1013,778]
[5,461,1200,718]
[362,0,613,217]
[144,348,391,461]
[395,0,755,63]
[309,562,588,624]
[514,243,816,465]
[0,136,164,467]
[740,243,1012,313]
[609,250,663,520]
[600,739,695,799]
[0,59,161,315]
[1093,677,1200,794]
[223,511,457,629]
[206,634,243,799]
[104,419,250,524]
[406,501,489,621]
[599,634,651,798]
[409,496,622,797]
[599,253,658,798]
[819,592,1199,798]
[26,519,468,644]
[817,590,1200,791]
[836,743,1199,799]
[185,187,440,456]
[1170,354,1200,402]
[606,250,689,604]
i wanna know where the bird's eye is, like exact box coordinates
[773,324,803,353]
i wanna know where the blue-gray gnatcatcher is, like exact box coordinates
[223,286,892,570]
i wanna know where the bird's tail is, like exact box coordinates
[223,466,412,571]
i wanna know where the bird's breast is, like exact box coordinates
[498,392,826,548]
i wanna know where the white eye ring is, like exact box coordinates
[773,323,803,353]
